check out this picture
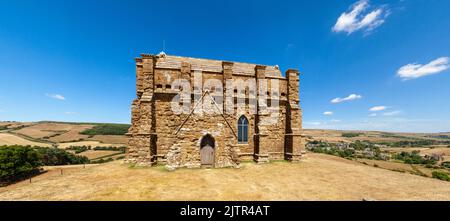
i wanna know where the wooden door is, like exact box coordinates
[201,145,214,165]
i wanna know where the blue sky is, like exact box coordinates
[0,0,449,132]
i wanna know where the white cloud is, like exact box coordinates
[383,110,402,116]
[332,0,389,34]
[369,106,388,112]
[397,57,449,80]
[304,121,323,126]
[64,111,77,115]
[285,43,295,51]
[323,111,334,116]
[369,113,377,117]
[304,119,343,129]
[331,94,362,103]
[46,93,66,101]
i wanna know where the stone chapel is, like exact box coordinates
[125,53,305,169]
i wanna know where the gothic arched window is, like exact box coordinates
[237,115,249,143]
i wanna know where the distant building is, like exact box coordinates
[363,148,375,158]
[336,142,350,150]
[424,153,444,161]
[379,153,391,161]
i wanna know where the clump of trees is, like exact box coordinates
[432,171,450,182]
[35,147,89,166]
[80,124,131,136]
[93,146,126,153]
[0,146,41,186]
[426,135,450,140]
[307,140,388,161]
[393,151,436,165]
[342,133,361,138]
[65,145,126,154]
[350,140,379,151]
[90,157,114,164]
[376,140,450,147]
[0,145,89,186]
[307,141,355,159]
[310,145,355,159]
[66,145,91,154]
[442,162,450,169]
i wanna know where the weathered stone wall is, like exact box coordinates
[170,94,239,169]
[127,53,304,168]
[154,95,180,162]
[125,56,155,166]
[285,69,304,161]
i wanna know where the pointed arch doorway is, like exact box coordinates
[200,134,215,166]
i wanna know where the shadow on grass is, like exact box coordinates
[124,159,292,172]
[0,169,48,187]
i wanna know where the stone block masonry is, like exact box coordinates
[126,52,305,169]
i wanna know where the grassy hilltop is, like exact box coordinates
[1,121,450,200]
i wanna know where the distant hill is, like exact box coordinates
[0,121,128,147]
[303,129,450,144]
[2,121,449,147]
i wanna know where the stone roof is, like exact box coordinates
[141,53,282,77]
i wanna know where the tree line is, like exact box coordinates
[0,145,89,186]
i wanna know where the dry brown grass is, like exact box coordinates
[78,150,122,160]
[303,129,351,143]
[86,135,128,145]
[7,122,127,146]
[0,122,34,130]
[13,123,93,141]
[357,158,414,173]
[1,153,450,201]
[381,147,430,153]
[0,133,51,147]
[355,158,439,177]
[111,154,125,160]
[13,128,55,139]
[48,125,93,143]
[421,147,450,156]
[13,124,59,139]
[1,121,126,150]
